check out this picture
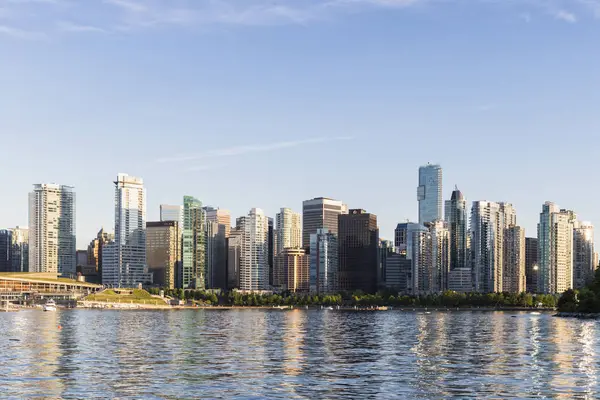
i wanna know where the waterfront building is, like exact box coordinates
[410,221,449,294]
[470,201,520,293]
[87,228,114,277]
[503,226,526,293]
[227,228,243,290]
[160,204,183,228]
[417,163,442,224]
[445,187,467,271]
[302,197,347,250]
[384,253,413,292]
[537,202,575,294]
[102,174,151,287]
[10,227,29,273]
[239,208,270,291]
[394,222,409,256]
[29,184,76,276]
[338,209,379,293]
[146,221,180,289]
[205,207,231,238]
[428,220,450,292]
[379,239,394,286]
[448,268,473,292]
[278,248,309,292]
[273,208,302,287]
[573,220,595,289]
[206,220,228,289]
[309,228,338,294]
[182,196,205,289]
[0,230,11,272]
[525,237,539,293]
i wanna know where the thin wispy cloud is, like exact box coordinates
[0,25,46,40]
[0,0,597,40]
[158,136,352,164]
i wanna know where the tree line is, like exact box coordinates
[147,287,558,308]
[558,268,600,313]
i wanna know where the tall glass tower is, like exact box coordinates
[182,196,205,289]
[417,164,443,224]
[444,187,467,271]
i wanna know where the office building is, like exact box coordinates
[448,268,473,293]
[309,228,338,294]
[417,163,442,224]
[276,208,302,254]
[11,227,29,273]
[239,208,270,291]
[102,174,151,287]
[573,220,595,289]
[385,253,413,292]
[537,202,575,294]
[428,220,450,292]
[76,250,88,267]
[182,196,205,289]
[503,226,526,293]
[146,221,180,289]
[338,209,379,293]
[302,197,347,250]
[0,230,11,272]
[379,239,394,285]
[160,204,183,228]
[445,187,467,270]
[525,238,539,293]
[87,228,114,276]
[394,222,409,256]
[29,184,76,276]
[227,228,243,290]
[206,220,228,289]
[279,248,309,293]
[205,207,231,238]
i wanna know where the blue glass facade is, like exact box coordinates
[417,164,443,224]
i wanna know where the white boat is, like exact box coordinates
[43,300,57,312]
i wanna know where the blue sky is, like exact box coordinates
[1,0,599,247]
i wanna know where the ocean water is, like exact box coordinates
[0,309,598,399]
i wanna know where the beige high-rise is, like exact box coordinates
[503,226,526,293]
[146,221,180,289]
[278,248,309,293]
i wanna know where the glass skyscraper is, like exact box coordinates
[182,196,205,289]
[417,164,443,225]
[445,187,467,271]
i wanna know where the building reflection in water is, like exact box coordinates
[576,321,597,398]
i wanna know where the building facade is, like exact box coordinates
[227,228,243,290]
[29,184,76,276]
[302,197,347,250]
[525,237,539,293]
[537,202,575,294]
[10,227,29,273]
[309,228,338,294]
[182,196,205,289]
[205,207,231,238]
[279,248,309,292]
[102,174,151,287]
[205,220,228,289]
[573,220,594,289]
[239,208,270,291]
[275,208,302,255]
[503,225,526,293]
[445,187,467,271]
[338,209,379,293]
[160,204,183,228]
[0,230,11,272]
[87,228,114,277]
[417,163,443,224]
[146,221,180,289]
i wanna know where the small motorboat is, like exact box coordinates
[43,300,57,312]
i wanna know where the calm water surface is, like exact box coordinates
[0,309,598,399]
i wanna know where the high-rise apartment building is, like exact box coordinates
[87,228,114,276]
[10,227,29,273]
[182,196,205,289]
[102,174,151,287]
[573,220,594,289]
[276,208,302,254]
[205,207,231,238]
[309,228,338,294]
[206,220,228,289]
[537,202,575,294]
[525,237,539,293]
[227,228,243,290]
[503,226,526,293]
[470,201,521,293]
[239,208,270,291]
[29,184,76,276]
[160,204,183,228]
[146,221,180,289]
[445,187,467,271]
[279,248,309,293]
[417,164,442,224]
[338,209,379,293]
[410,221,449,293]
[302,197,347,250]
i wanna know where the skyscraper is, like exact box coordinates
[417,164,442,224]
[503,226,526,293]
[428,220,450,292]
[182,196,205,289]
[573,220,594,289]
[470,201,521,293]
[10,227,29,273]
[227,227,243,290]
[525,237,539,293]
[239,208,270,291]
[205,220,228,289]
[309,228,338,294]
[205,207,231,238]
[102,174,151,287]
[302,197,347,250]
[276,208,302,254]
[279,248,309,293]
[537,202,574,294]
[29,184,76,276]
[445,187,467,271]
[87,228,114,277]
[0,230,11,272]
[338,209,379,293]
[146,220,180,289]
[160,204,183,228]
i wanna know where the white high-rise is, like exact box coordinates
[29,184,76,276]
[537,202,575,294]
[239,208,269,291]
[309,228,338,294]
[102,174,151,287]
[276,208,302,254]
